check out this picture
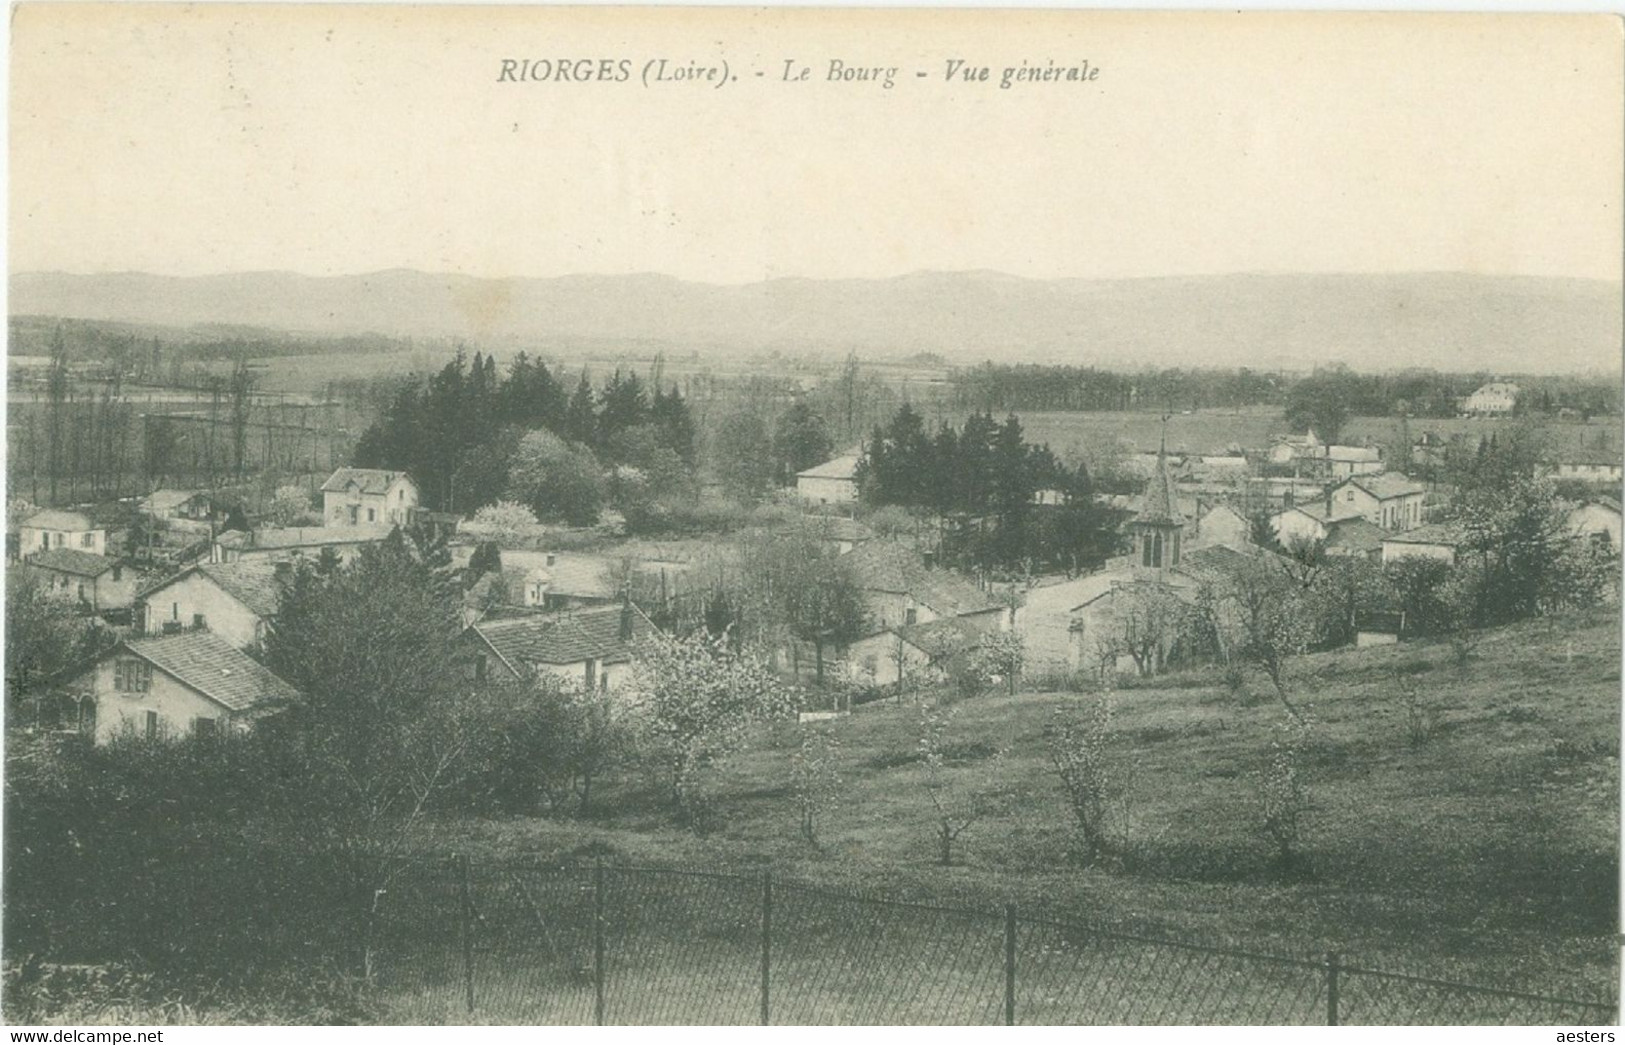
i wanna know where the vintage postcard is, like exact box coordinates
[5,4,1622,1029]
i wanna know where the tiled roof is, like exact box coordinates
[797,454,860,481]
[471,603,656,669]
[1554,452,1624,468]
[21,510,95,531]
[1343,473,1425,501]
[1381,523,1464,546]
[320,468,411,495]
[215,525,395,551]
[893,616,985,658]
[843,541,1000,617]
[28,548,117,577]
[1175,543,1260,582]
[1323,517,1387,553]
[124,631,300,713]
[199,561,287,618]
[141,489,204,513]
[1022,573,1119,615]
[1287,502,1366,524]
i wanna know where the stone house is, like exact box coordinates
[135,560,289,650]
[320,468,420,528]
[19,509,106,557]
[795,454,860,505]
[40,631,298,744]
[1329,474,1426,531]
[461,601,657,694]
[26,549,137,614]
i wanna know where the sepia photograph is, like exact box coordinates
[3,3,1622,1029]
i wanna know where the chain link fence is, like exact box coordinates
[368,856,1617,1026]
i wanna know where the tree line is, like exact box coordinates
[857,404,1122,574]
[952,362,1621,431]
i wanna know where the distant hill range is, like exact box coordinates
[10,269,1620,373]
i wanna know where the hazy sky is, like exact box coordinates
[10,6,1623,284]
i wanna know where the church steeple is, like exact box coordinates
[1132,437,1184,572]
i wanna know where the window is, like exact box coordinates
[584,659,597,690]
[367,508,376,522]
[193,717,218,739]
[192,613,206,629]
[1346,491,1355,502]
[76,583,86,601]
[114,659,153,693]
[1171,531,1181,566]
[81,533,93,548]
[145,710,159,740]
[112,566,122,582]
[1142,534,1153,567]
[77,698,97,735]
[1151,532,1163,568]
[599,671,609,694]
[53,532,63,547]
[904,607,917,625]
[172,602,180,621]
[474,654,488,681]
[348,505,359,524]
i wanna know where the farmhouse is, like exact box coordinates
[1462,382,1520,416]
[321,468,420,528]
[1330,473,1426,531]
[844,616,985,688]
[212,525,393,564]
[19,509,106,557]
[1565,498,1623,552]
[135,560,289,649]
[25,549,137,614]
[796,454,860,505]
[1547,454,1624,484]
[1325,445,1383,480]
[1380,523,1463,566]
[41,631,298,744]
[139,489,211,522]
[842,540,1011,633]
[1268,429,1323,466]
[461,601,656,693]
[1269,502,1362,546]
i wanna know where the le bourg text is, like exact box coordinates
[496,57,1103,91]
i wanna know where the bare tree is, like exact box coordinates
[1047,686,1117,863]
[917,704,1003,865]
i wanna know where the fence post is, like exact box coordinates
[593,860,607,1027]
[760,873,773,1026]
[1325,951,1341,1026]
[458,854,474,1015]
[1004,903,1017,1026]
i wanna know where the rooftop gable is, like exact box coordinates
[320,468,414,495]
[121,631,300,713]
[28,548,118,577]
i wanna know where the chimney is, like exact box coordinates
[1324,486,1334,516]
[619,592,634,642]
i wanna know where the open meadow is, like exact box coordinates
[411,608,1619,1021]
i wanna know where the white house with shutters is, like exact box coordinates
[321,468,420,528]
[19,509,106,557]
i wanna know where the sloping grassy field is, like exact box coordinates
[431,608,1619,1012]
